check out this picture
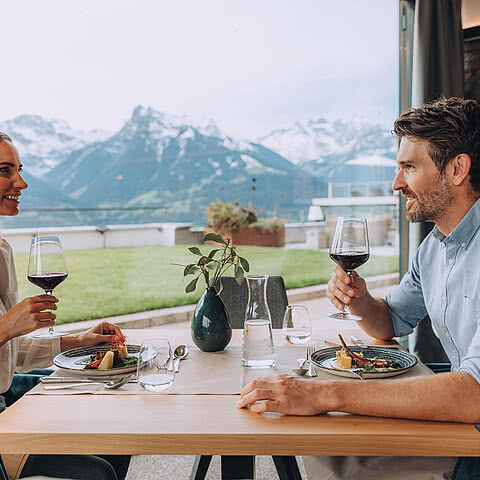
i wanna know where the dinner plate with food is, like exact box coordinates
[53,340,152,377]
[311,334,417,379]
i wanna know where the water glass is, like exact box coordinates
[137,339,175,392]
[242,319,276,368]
[282,305,312,344]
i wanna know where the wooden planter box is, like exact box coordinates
[204,226,285,247]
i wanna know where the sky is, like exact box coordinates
[1,0,399,139]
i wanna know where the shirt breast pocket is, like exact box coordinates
[463,291,480,320]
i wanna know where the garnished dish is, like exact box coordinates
[336,334,399,372]
[85,339,138,370]
[310,338,417,379]
[53,341,145,377]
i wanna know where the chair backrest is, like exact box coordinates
[217,276,288,329]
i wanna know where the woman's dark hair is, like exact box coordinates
[393,97,480,193]
[0,132,12,143]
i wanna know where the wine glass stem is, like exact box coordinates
[45,290,55,334]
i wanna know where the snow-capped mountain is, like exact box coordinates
[46,105,320,222]
[258,118,396,167]
[0,115,110,176]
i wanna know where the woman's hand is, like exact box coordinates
[326,266,368,311]
[0,294,58,342]
[60,321,125,352]
[237,374,332,415]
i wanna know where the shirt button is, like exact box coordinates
[461,243,466,248]
[448,258,454,265]
[442,296,447,302]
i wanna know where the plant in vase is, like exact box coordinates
[181,233,250,352]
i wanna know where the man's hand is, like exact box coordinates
[60,321,125,352]
[0,294,58,341]
[327,266,367,311]
[237,374,332,415]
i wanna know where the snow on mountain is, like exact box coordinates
[258,118,395,166]
[0,115,111,176]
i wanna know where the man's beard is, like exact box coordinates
[403,174,453,223]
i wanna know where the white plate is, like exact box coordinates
[54,344,143,377]
[311,346,418,379]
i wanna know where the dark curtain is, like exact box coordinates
[407,0,464,362]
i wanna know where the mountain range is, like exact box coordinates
[0,106,396,227]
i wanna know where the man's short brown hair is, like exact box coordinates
[393,97,480,193]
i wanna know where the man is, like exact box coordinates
[237,97,480,479]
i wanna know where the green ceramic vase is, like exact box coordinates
[191,287,232,352]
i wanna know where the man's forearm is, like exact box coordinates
[323,371,480,423]
[0,321,10,348]
[348,293,394,340]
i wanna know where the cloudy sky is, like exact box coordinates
[2,0,398,138]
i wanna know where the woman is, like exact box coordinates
[0,132,131,479]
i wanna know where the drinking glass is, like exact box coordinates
[241,275,276,368]
[328,217,370,321]
[137,339,175,392]
[282,305,312,344]
[27,236,68,338]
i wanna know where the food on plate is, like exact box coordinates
[85,340,137,370]
[336,334,398,372]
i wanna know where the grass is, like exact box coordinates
[14,245,398,324]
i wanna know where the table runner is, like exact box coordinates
[26,344,432,396]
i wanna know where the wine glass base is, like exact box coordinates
[328,312,362,321]
[33,330,67,339]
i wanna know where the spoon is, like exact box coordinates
[43,375,133,390]
[292,367,308,376]
[173,345,189,373]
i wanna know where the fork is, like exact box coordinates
[305,347,317,377]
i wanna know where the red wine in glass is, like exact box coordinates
[328,218,369,321]
[27,236,69,338]
[27,273,68,291]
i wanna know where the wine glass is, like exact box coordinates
[282,305,312,344]
[328,217,369,321]
[27,236,68,338]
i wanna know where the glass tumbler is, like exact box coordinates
[282,305,312,344]
[137,339,175,392]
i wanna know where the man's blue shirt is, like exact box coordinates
[385,198,480,382]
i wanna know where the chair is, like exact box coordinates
[217,275,289,329]
[191,276,302,480]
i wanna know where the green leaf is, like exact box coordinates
[239,257,250,272]
[184,264,199,276]
[235,265,245,285]
[208,249,221,258]
[203,233,227,245]
[188,246,203,256]
[185,276,200,293]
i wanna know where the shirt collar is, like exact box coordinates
[432,198,480,247]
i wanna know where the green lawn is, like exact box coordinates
[14,245,398,324]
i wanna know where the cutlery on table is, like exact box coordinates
[40,376,137,384]
[43,375,133,390]
[324,340,341,347]
[173,345,189,373]
[304,347,317,377]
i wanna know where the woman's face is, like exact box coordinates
[0,141,28,216]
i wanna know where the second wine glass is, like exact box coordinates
[328,217,369,321]
[27,236,68,339]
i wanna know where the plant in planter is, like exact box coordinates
[205,201,286,247]
[181,232,250,352]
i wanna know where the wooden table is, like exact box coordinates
[1,325,479,466]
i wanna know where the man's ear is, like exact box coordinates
[449,154,472,186]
